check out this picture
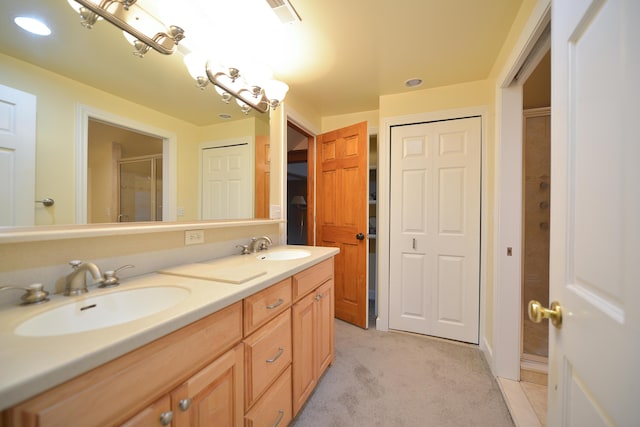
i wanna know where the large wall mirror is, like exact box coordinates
[0,0,274,228]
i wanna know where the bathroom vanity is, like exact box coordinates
[0,245,338,427]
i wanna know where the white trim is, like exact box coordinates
[74,105,177,224]
[492,0,551,380]
[378,106,489,342]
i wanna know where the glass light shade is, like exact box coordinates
[183,52,207,80]
[263,80,289,102]
[242,63,273,88]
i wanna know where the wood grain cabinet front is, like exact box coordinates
[243,310,292,411]
[3,302,243,427]
[292,266,335,416]
[243,278,292,336]
[244,367,292,427]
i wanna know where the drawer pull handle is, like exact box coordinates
[266,298,284,310]
[179,398,192,411]
[159,411,173,426]
[315,293,322,301]
[266,347,284,363]
[271,409,285,427]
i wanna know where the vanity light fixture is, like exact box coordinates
[184,53,289,114]
[67,0,185,56]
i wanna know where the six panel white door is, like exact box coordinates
[389,117,481,343]
[0,84,36,226]
[201,141,253,220]
[548,0,640,425]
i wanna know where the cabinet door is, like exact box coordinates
[291,291,317,416]
[316,279,335,377]
[172,343,244,427]
[120,395,172,427]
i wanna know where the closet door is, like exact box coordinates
[389,117,481,344]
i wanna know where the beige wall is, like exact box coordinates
[321,110,379,133]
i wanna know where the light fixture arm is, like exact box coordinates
[205,62,268,113]
[72,0,185,55]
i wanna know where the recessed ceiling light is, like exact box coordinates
[14,16,52,36]
[218,113,233,120]
[404,78,423,88]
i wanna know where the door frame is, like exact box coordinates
[491,0,550,380]
[378,107,489,340]
[74,104,177,224]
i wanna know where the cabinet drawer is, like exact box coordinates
[245,366,292,427]
[244,310,292,410]
[244,278,291,336]
[293,258,333,301]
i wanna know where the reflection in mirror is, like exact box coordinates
[0,0,273,228]
[88,119,163,223]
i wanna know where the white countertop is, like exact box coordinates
[0,245,338,410]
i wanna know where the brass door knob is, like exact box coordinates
[528,300,562,328]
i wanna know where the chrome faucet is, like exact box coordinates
[64,260,104,296]
[249,236,273,253]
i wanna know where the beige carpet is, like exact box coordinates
[291,320,514,427]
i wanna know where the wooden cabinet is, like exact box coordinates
[170,343,244,427]
[3,256,336,427]
[291,259,335,416]
[3,302,243,427]
[242,280,293,426]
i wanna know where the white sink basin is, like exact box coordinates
[14,286,190,337]
[256,249,311,261]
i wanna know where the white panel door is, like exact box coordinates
[0,84,36,226]
[548,0,639,425]
[389,117,481,343]
[201,142,253,220]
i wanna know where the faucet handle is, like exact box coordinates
[0,283,49,305]
[100,264,134,288]
[69,260,83,269]
[236,244,250,255]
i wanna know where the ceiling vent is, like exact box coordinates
[265,0,301,24]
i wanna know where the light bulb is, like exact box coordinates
[263,80,289,103]
[183,52,207,80]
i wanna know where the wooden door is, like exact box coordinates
[547,0,640,425]
[316,121,369,328]
[389,117,481,344]
[255,135,270,219]
[0,84,36,226]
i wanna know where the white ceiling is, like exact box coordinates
[0,0,523,126]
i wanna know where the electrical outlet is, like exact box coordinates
[185,229,205,245]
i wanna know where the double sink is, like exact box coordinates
[12,248,311,338]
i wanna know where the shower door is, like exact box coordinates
[119,156,163,222]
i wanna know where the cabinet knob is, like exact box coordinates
[179,398,192,411]
[159,411,173,426]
